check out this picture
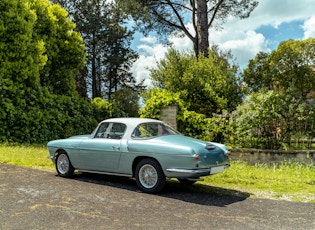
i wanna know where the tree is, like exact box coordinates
[150,47,243,116]
[54,0,144,100]
[243,51,271,93]
[243,39,315,97]
[0,0,97,143]
[117,0,258,58]
[31,0,86,97]
[0,0,46,136]
[102,9,144,101]
[0,0,45,89]
[112,88,140,117]
[269,39,315,97]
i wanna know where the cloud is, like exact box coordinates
[131,55,154,86]
[303,16,315,39]
[234,0,315,29]
[131,0,315,86]
[217,31,267,67]
[140,35,158,44]
[132,43,168,86]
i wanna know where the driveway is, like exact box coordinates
[0,163,314,229]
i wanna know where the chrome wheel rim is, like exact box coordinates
[139,164,158,188]
[57,154,69,174]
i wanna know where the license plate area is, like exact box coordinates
[210,165,224,174]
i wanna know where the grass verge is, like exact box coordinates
[0,144,54,171]
[0,144,314,202]
[203,160,315,203]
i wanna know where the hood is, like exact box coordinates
[68,134,92,139]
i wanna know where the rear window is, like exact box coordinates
[131,122,179,139]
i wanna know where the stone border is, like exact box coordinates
[229,148,315,165]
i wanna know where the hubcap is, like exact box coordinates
[57,154,69,174]
[139,164,158,188]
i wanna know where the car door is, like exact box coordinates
[77,122,126,171]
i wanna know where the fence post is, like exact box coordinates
[160,105,178,130]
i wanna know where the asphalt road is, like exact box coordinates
[0,163,314,230]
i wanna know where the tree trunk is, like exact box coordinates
[196,0,209,58]
[91,47,97,98]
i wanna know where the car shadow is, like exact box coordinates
[161,180,251,207]
[71,172,251,207]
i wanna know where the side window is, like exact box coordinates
[95,122,126,139]
[108,123,126,139]
[95,123,110,138]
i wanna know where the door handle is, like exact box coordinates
[112,146,120,151]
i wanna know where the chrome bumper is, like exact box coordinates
[166,164,230,175]
[166,168,211,174]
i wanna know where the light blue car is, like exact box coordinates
[48,118,230,193]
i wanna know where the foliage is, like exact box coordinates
[140,89,183,119]
[150,48,243,117]
[31,0,86,97]
[243,38,315,97]
[141,48,242,141]
[111,88,140,117]
[0,0,123,144]
[240,38,315,149]
[117,0,258,57]
[54,0,144,100]
[269,39,315,97]
[140,89,228,141]
[228,90,315,149]
[92,97,127,122]
[0,88,99,143]
[0,0,45,88]
[1,0,46,142]
[243,51,271,94]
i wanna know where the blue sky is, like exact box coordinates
[130,0,315,86]
[256,20,305,50]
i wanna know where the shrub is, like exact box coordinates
[227,89,315,149]
[140,89,228,142]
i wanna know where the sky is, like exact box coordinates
[130,0,315,86]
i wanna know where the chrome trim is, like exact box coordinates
[78,170,132,178]
[166,168,211,174]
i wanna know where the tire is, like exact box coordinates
[177,178,197,185]
[135,158,166,194]
[56,152,74,178]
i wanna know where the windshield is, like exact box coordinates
[131,122,180,139]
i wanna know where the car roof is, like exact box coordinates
[102,117,163,127]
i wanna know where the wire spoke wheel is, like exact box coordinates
[135,159,165,193]
[139,164,158,188]
[56,152,74,178]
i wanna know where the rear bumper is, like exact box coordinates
[166,164,230,176]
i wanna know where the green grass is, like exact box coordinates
[0,144,54,171]
[203,160,315,203]
[0,144,314,202]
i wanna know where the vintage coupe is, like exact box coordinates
[48,118,230,193]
